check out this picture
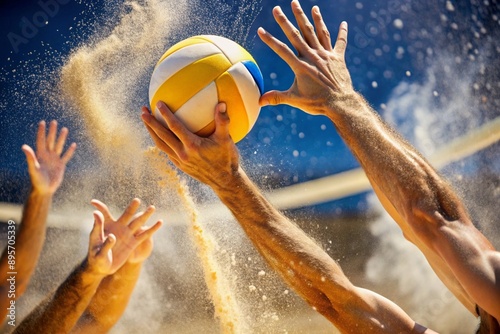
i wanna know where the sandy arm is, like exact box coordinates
[141,101,435,334]
[325,94,500,318]
[257,1,500,319]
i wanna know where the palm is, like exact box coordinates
[257,6,354,116]
[23,120,76,195]
[34,152,66,193]
[91,199,161,273]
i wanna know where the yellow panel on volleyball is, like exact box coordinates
[216,71,249,143]
[148,35,264,143]
[150,53,232,113]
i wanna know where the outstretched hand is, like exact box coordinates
[22,120,77,195]
[258,1,354,115]
[141,102,240,189]
[89,198,162,274]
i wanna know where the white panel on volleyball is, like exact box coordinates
[174,82,219,133]
[227,63,261,129]
[204,35,243,64]
[148,43,221,101]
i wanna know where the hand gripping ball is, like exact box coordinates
[149,35,264,143]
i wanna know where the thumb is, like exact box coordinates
[213,103,230,139]
[89,211,105,247]
[99,234,116,256]
[259,90,287,107]
[22,145,39,173]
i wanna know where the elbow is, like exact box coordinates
[406,194,465,253]
[402,165,467,245]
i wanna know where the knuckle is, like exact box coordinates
[169,123,184,135]
[305,23,315,33]
[337,36,347,45]
[322,28,331,38]
[272,94,281,105]
[177,149,190,162]
[276,11,287,21]
[277,40,288,51]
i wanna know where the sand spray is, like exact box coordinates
[56,0,261,332]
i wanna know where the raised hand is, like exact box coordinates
[22,120,77,195]
[257,1,354,115]
[141,102,240,189]
[90,198,162,272]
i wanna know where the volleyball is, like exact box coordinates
[148,35,264,143]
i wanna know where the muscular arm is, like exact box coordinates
[141,100,434,333]
[212,167,431,333]
[257,1,500,319]
[326,94,500,318]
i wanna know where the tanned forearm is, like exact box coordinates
[211,167,353,316]
[326,94,452,225]
[210,168,431,332]
[72,262,142,333]
[0,189,52,319]
[14,260,105,334]
[326,93,497,314]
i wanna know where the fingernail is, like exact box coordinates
[258,27,266,34]
[219,103,227,113]
[314,6,320,14]
[156,101,164,109]
[341,21,348,29]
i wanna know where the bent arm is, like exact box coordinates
[326,93,500,318]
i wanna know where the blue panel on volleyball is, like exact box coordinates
[242,60,264,96]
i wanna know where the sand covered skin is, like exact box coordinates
[1,0,499,333]
[57,1,252,332]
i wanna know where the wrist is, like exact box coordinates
[81,259,109,281]
[31,186,56,198]
[209,165,246,194]
[31,186,54,198]
[120,261,143,274]
[324,91,367,121]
